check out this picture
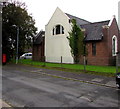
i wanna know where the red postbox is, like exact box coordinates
[2,54,6,64]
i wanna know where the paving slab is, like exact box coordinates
[105,81,116,87]
[91,78,104,82]
[0,99,11,107]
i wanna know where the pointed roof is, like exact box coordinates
[81,20,110,41]
[33,30,45,45]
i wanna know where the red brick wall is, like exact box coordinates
[86,42,111,66]
[32,38,45,61]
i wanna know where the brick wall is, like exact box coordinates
[86,42,111,66]
[32,38,45,61]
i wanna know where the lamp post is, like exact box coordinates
[12,25,19,64]
[15,26,19,64]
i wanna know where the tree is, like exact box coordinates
[2,1,37,61]
[67,19,85,63]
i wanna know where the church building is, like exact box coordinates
[33,7,120,66]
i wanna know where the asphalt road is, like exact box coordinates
[2,64,120,108]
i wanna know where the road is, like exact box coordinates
[2,64,120,108]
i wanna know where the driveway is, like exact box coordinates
[2,64,120,107]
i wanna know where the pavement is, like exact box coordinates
[28,65,117,88]
[0,99,11,108]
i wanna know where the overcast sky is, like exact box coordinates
[19,0,120,32]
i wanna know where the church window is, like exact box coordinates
[53,25,64,35]
[112,35,117,56]
[92,43,96,56]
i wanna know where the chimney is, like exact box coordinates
[118,1,120,30]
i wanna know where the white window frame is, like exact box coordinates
[112,35,117,56]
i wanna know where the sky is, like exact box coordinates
[19,0,120,32]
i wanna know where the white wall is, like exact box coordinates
[118,1,120,30]
[45,7,73,63]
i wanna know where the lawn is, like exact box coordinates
[17,59,119,77]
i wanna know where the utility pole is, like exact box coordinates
[0,0,8,65]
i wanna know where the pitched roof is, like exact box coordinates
[65,13,91,26]
[66,13,110,41]
[81,20,110,41]
[33,31,45,45]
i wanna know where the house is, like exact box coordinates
[33,30,45,61]
[34,7,120,66]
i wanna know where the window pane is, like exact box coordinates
[92,43,96,56]
[56,25,60,34]
[62,26,64,34]
[113,38,115,55]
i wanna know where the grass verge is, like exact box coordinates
[12,59,119,77]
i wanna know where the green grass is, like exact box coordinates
[16,59,120,77]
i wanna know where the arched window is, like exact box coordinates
[112,35,117,56]
[53,25,64,35]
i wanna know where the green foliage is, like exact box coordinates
[67,19,85,63]
[2,1,37,61]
